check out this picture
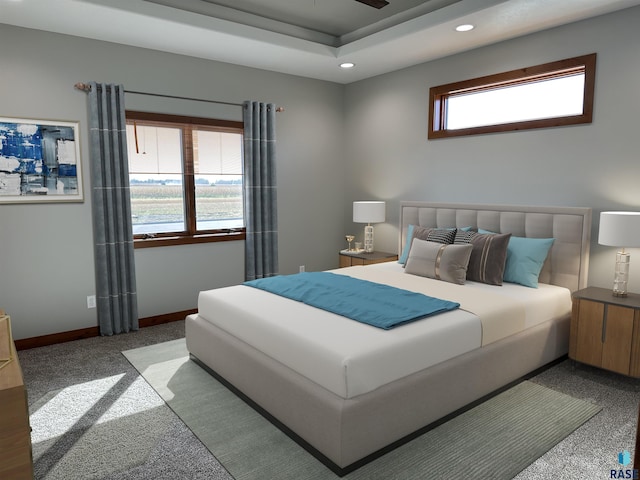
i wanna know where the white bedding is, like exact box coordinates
[369,262,572,331]
[197,262,571,399]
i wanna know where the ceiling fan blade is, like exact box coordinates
[355,0,389,9]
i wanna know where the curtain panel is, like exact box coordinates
[243,101,279,280]
[87,82,139,335]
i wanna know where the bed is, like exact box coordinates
[185,201,592,475]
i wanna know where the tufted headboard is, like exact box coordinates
[399,202,592,292]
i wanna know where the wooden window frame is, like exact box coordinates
[428,53,596,139]
[126,111,245,248]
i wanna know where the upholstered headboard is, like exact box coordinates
[399,202,592,292]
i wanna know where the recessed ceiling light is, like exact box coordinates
[340,62,355,69]
[455,24,474,32]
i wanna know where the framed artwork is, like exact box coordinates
[0,117,83,203]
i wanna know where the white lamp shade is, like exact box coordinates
[353,201,385,224]
[598,211,640,247]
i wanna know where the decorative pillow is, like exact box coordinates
[416,226,457,245]
[454,230,511,285]
[404,239,473,285]
[503,236,555,288]
[480,230,555,288]
[398,224,416,265]
[398,225,457,265]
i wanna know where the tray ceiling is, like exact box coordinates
[2,0,640,83]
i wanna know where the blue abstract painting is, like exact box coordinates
[0,117,83,203]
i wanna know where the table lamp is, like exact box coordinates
[353,201,385,253]
[598,211,640,297]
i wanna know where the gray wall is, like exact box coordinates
[344,6,640,293]
[2,6,640,340]
[0,25,345,339]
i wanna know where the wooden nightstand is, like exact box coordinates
[339,251,398,268]
[569,287,640,377]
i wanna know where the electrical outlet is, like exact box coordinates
[299,265,305,273]
[87,295,96,309]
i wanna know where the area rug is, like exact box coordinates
[123,339,602,480]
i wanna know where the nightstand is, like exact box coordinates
[569,287,640,377]
[339,251,398,268]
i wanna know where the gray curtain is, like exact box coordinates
[243,101,279,280]
[87,82,138,335]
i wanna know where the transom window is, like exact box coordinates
[428,53,596,139]
[125,111,244,247]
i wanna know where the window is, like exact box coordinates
[125,112,244,248]
[428,53,596,139]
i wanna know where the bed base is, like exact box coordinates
[186,312,570,474]
[186,201,590,474]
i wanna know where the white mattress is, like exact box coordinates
[196,262,571,399]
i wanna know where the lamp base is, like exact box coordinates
[612,250,630,297]
[364,225,374,253]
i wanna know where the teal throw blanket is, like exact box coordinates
[244,271,459,330]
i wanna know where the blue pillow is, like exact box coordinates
[478,230,555,287]
[503,236,554,287]
[398,224,415,265]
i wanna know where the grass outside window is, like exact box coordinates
[126,111,245,248]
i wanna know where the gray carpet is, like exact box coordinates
[18,321,639,479]
[22,322,232,480]
[123,338,601,480]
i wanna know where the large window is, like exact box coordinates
[428,53,596,139]
[126,112,244,247]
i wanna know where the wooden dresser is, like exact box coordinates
[0,314,34,479]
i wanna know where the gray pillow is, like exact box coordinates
[399,226,457,265]
[454,230,511,285]
[412,225,456,244]
[404,239,473,285]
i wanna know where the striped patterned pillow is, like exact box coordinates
[454,229,511,285]
[405,239,473,285]
[399,226,456,265]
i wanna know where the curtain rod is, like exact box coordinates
[74,83,284,112]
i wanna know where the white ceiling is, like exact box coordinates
[2,0,640,84]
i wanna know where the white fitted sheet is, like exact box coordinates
[370,262,572,331]
[197,263,571,399]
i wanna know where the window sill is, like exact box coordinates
[134,230,246,249]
